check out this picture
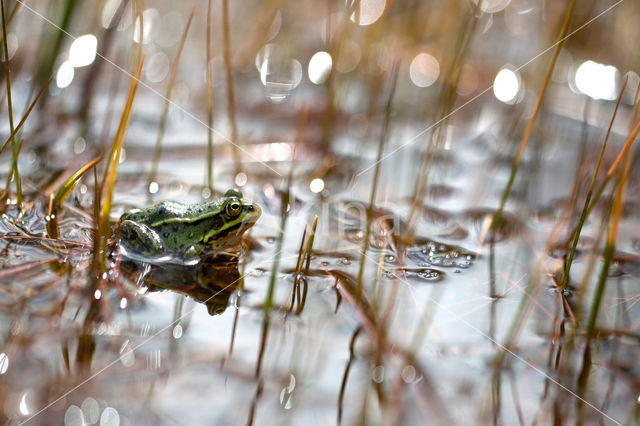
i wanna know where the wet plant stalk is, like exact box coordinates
[93,60,143,276]
[149,8,195,188]
[1,0,20,208]
[356,64,398,295]
[561,79,627,290]
[222,0,241,175]
[47,156,102,239]
[491,0,576,232]
[563,120,640,246]
[206,0,215,191]
[248,106,306,424]
[489,0,576,300]
[577,128,633,417]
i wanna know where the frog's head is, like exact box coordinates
[205,189,261,250]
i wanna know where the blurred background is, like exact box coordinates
[0,0,638,425]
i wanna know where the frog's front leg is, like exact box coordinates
[119,219,165,257]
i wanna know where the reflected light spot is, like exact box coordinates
[258,45,303,103]
[69,34,97,68]
[310,178,324,193]
[267,10,282,41]
[81,398,100,425]
[94,289,102,300]
[148,182,159,194]
[172,324,183,339]
[474,0,511,13]
[350,0,386,26]
[101,0,122,29]
[308,51,332,85]
[0,353,8,374]
[575,60,618,101]
[409,53,440,88]
[145,51,170,83]
[133,8,159,44]
[74,137,86,154]
[493,68,521,104]
[19,393,29,416]
[100,407,120,426]
[119,298,127,309]
[56,61,74,88]
[401,365,416,383]
[235,172,248,187]
[64,405,84,426]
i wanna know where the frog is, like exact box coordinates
[118,189,261,262]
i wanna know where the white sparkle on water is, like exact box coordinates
[56,61,75,88]
[69,34,97,68]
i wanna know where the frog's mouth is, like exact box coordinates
[208,205,261,244]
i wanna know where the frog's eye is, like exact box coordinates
[226,200,242,217]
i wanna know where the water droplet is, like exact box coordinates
[384,254,396,263]
[172,324,183,339]
[339,257,351,265]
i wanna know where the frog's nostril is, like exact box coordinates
[248,205,254,211]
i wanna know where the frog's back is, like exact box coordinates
[121,201,189,224]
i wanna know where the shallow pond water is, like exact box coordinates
[0,1,639,425]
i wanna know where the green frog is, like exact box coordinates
[118,189,261,262]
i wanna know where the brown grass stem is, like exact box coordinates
[491,0,576,233]
[1,0,20,208]
[561,77,628,290]
[577,123,634,417]
[356,64,398,295]
[46,156,102,239]
[93,59,143,276]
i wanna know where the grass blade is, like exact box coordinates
[46,156,103,239]
[93,59,144,275]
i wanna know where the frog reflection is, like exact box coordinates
[121,257,241,316]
